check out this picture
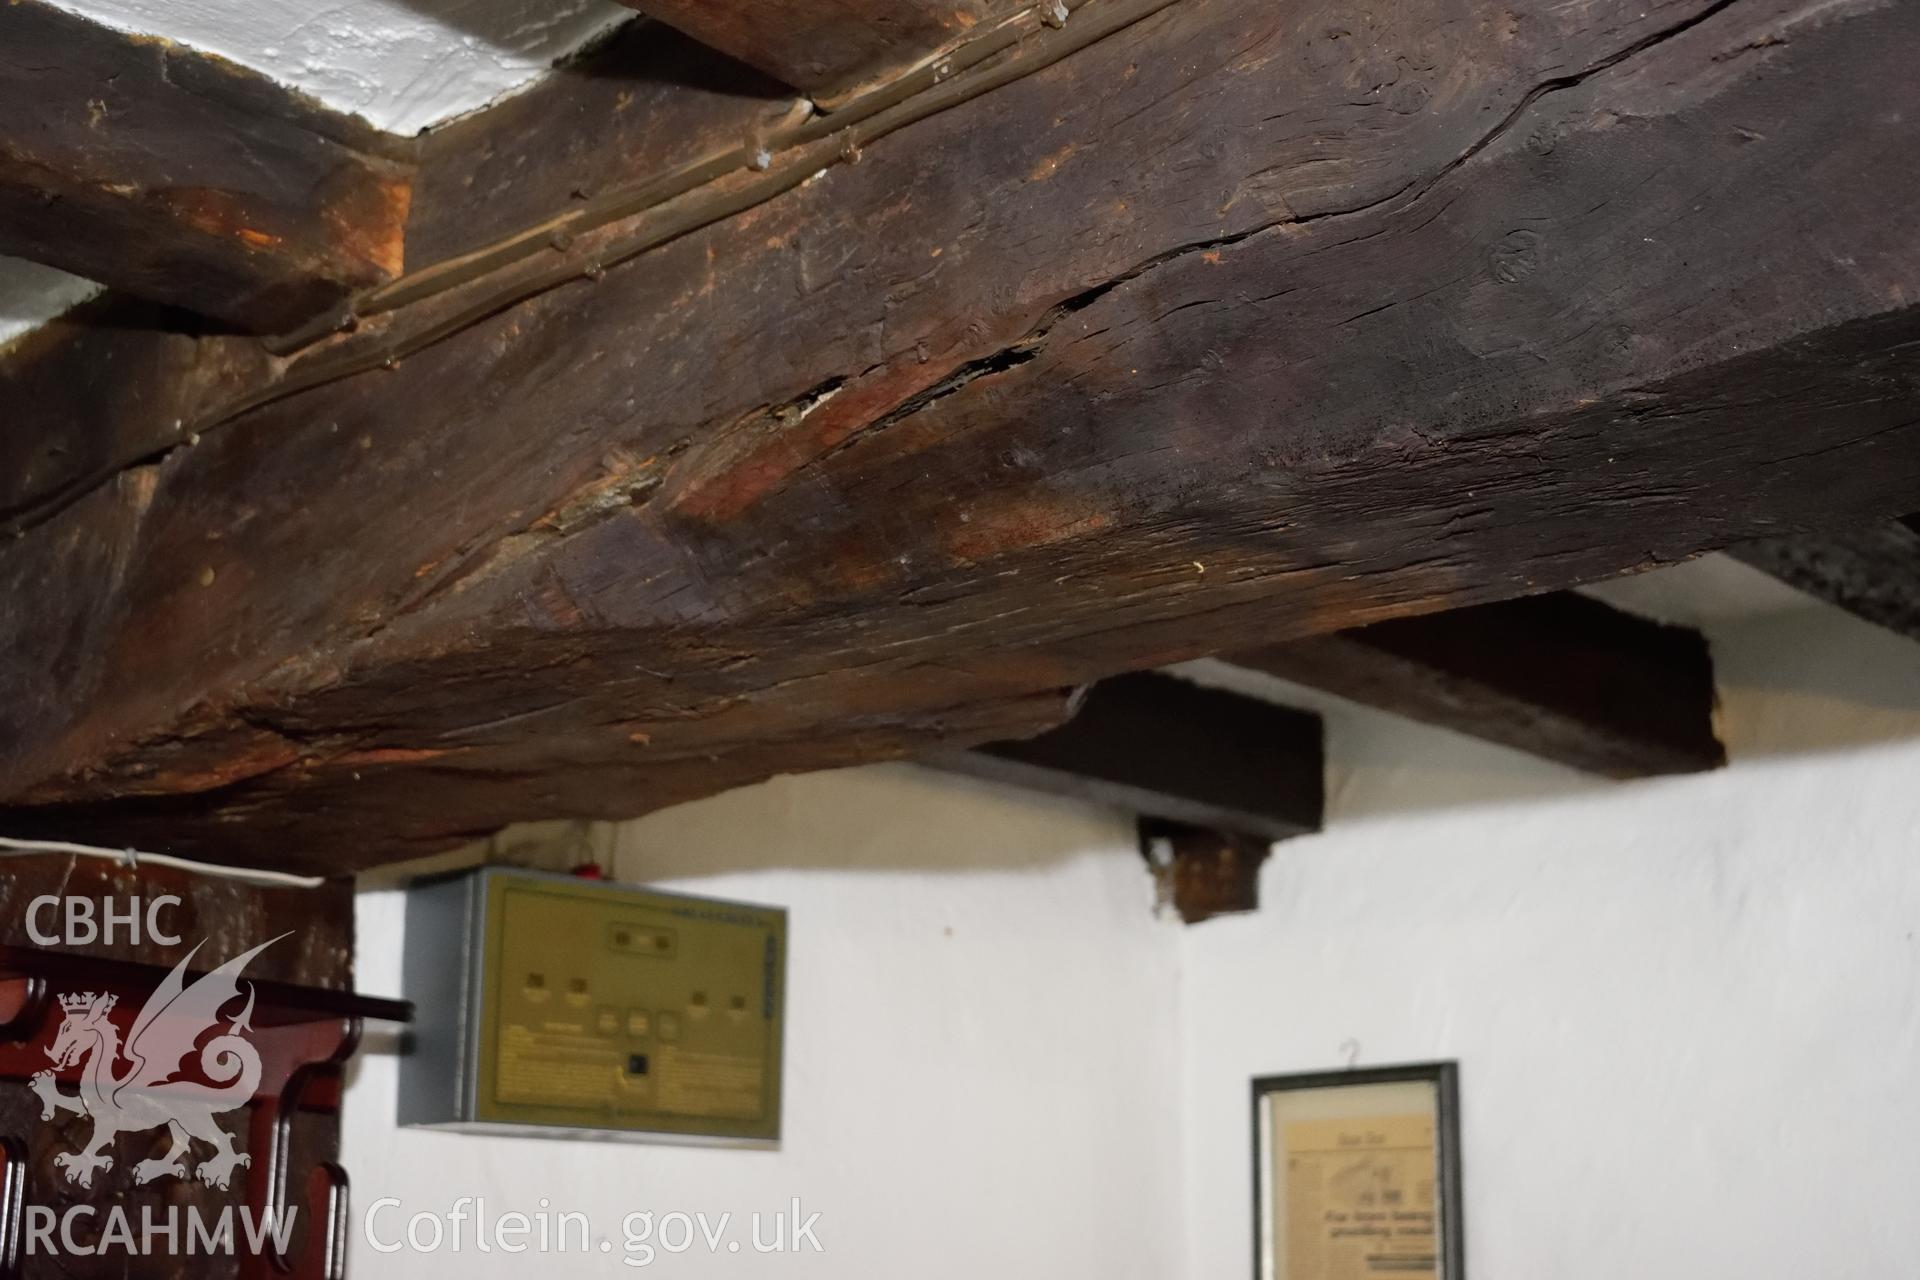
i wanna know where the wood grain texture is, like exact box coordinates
[0,297,271,532]
[621,0,1029,101]
[1730,520,1920,644]
[1230,593,1725,778]
[0,21,798,536]
[0,0,412,333]
[928,673,1324,839]
[2,0,1920,869]
[404,20,798,270]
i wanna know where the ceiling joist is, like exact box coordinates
[1730,518,1920,646]
[1229,593,1726,779]
[0,0,412,334]
[928,673,1325,841]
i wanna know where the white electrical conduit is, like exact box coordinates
[0,836,328,889]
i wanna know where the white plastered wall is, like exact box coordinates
[1179,583,1920,1279]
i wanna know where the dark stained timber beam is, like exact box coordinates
[0,23,801,534]
[1228,593,1726,779]
[402,21,800,272]
[0,0,412,334]
[3,0,1920,870]
[1728,519,1920,645]
[925,673,1324,840]
[1138,819,1273,926]
[0,296,271,531]
[618,0,1029,103]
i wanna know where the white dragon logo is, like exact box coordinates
[30,935,284,1190]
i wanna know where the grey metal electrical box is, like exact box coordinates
[399,866,786,1146]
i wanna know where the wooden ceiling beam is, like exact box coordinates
[2,0,1920,869]
[619,0,1031,104]
[1138,820,1275,926]
[0,0,413,335]
[1729,518,1920,645]
[0,22,804,536]
[926,673,1324,840]
[1229,593,1725,779]
[403,21,801,273]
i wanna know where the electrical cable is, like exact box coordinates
[0,836,328,889]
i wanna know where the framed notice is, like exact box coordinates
[1252,1063,1463,1280]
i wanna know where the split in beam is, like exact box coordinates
[1228,592,1725,779]
[1729,518,1920,646]
[0,0,412,333]
[3,0,1920,869]
[926,672,1324,841]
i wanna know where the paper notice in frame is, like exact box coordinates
[1282,1113,1438,1279]
[1254,1064,1463,1280]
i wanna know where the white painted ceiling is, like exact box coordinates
[0,258,102,346]
[1577,554,1818,627]
[62,0,635,134]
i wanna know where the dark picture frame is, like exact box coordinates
[1250,1062,1464,1280]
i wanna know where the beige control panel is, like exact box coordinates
[401,868,785,1145]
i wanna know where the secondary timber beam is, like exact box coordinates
[1229,593,1725,778]
[3,0,1920,870]
[1138,820,1274,926]
[619,0,1029,103]
[1729,519,1920,645]
[926,673,1324,839]
[0,0,412,333]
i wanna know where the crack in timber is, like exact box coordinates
[1,0,1186,539]
[834,0,1757,445]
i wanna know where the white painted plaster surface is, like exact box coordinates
[54,0,635,133]
[1580,551,1821,626]
[0,258,103,350]
[1181,602,1920,1279]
